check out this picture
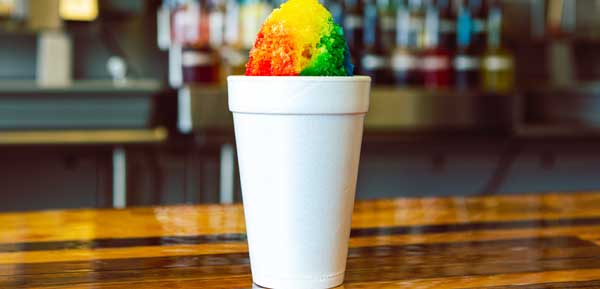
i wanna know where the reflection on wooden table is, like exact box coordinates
[1,192,600,288]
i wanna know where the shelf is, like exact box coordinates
[0,79,162,93]
[176,84,600,140]
[518,83,600,137]
[0,79,162,130]
[0,127,168,145]
[0,27,36,36]
[177,85,231,134]
[515,124,600,138]
[177,85,516,133]
[366,87,515,130]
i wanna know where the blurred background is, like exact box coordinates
[0,0,599,212]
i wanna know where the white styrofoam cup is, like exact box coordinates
[228,76,370,289]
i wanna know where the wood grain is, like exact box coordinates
[2,237,599,288]
[3,191,600,244]
[475,279,600,288]
[4,216,600,253]
[2,192,600,288]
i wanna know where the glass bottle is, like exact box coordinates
[361,0,392,83]
[392,0,419,85]
[208,0,226,49]
[223,0,247,76]
[171,0,221,84]
[419,1,451,88]
[324,0,344,26]
[343,0,364,72]
[436,0,455,51]
[480,3,514,93]
[239,0,271,50]
[209,0,227,82]
[467,0,486,53]
[453,1,479,89]
[408,0,425,50]
[378,0,396,53]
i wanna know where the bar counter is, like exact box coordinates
[2,192,600,288]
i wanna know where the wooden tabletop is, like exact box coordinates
[2,192,600,288]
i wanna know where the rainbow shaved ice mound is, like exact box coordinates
[245,0,353,76]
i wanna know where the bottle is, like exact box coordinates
[481,3,515,93]
[208,0,226,49]
[239,0,272,50]
[209,0,227,82]
[157,0,175,51]
[172,0,221,84]
[361,0,392,83]
[407,0,425,50]
[453,1,479,89]
[343,0,364,72]
[324,0,344,26]
[223,0,247,76]
[467,0,487,53]
[392,0,419,85]
[378,0,396,53]
[436,0,455,51]
[270,0,286,6]
[419,1,451,88]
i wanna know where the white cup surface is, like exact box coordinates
[229,76,371,289]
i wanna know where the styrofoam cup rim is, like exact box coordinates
[228,75,371,114]
[228,75,371,83]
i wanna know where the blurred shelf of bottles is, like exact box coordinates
[158,0,515,93]
[158,0,275,86]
